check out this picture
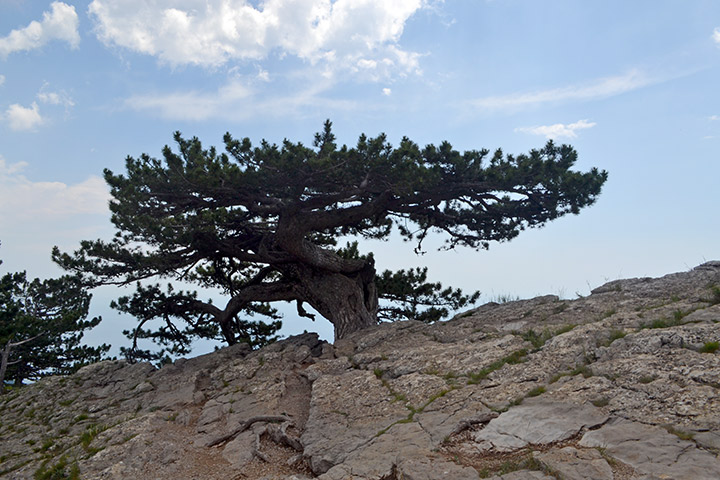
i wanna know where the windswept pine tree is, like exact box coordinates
[54,121,607,359]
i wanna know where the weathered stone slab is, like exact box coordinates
[579,418,720,480]
[535,446,613,480]
[415,385,495,445]
[317,422,433,479]
[472,402,608,452]
[395,454,481,480]
[301,369,410,474]
[221,429,255,467]
[487,471,555,480]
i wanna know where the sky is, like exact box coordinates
[1,0,719,356]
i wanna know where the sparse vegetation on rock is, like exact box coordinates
[2,262,720,479]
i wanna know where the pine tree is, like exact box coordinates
[54,121,607,355]
[0,267,109,387]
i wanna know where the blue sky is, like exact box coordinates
[1,0,719,354]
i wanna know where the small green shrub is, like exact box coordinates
[468,349,528,384]
[699,341,719,353]
[521,329,551,349]
[71,414,89,424]
[601,329,627,347]
[549,362,594,384]
[708,285,720,305]
[665,425,695,441]
[492,293,520,304]
[392,392,407,403]
[595,447,617,466]
[521,324,577,350]
[591,397,609,407]
[643,309,691,330]
[80,424,108,454]
[555,324,576,335]
[39,439,54,452]
[639,375,657,384]
[34,456,80,480]
[526,386,546,397]
[553,303,569,314]
[571,365,593,378]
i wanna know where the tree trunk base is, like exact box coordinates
[297,265,378,341]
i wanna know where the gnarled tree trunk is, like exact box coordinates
[294,264,378,341]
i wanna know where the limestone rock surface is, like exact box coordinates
[2,263,720,479]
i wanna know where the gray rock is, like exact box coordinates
[471,402,608,452]
[3,264,720,479]
[694,430,720,451]
[580,418,720,480]
[535,447,613,480]
[301,369,410,473]
[221,430,255,467]
[395,455,480,480]
[491,472,556,480]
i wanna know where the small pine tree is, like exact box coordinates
[0,268,109,387]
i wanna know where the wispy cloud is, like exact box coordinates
[713,27,720,46]
[124,80,253,121]
[515,120,596,140]
[4,102,44,131]
[0,156,110,222]
[0,74,5,86]
[89,0,425,79]
[37,83,75,108]
[0,2,79,59]
[124,77,358,121]
[471,70,655,111]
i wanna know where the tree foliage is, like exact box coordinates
[0,266,110,387]
[54,121,607,356]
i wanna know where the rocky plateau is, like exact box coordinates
[2,262,720,479]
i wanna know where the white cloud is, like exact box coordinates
[382,87,392,96]
[472,70,655,111]
[124,80,252,121]
[88,0,425,77]
[0,74,5,86]
[0,156,110,222]
[257,69,270,82]
[36,83,75,108]
[709,115,719,121]
[125,77,358,121]
[713,27,720,46]
[515,119,597,140]
[0,2,80,59]
[5,102,44,131]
